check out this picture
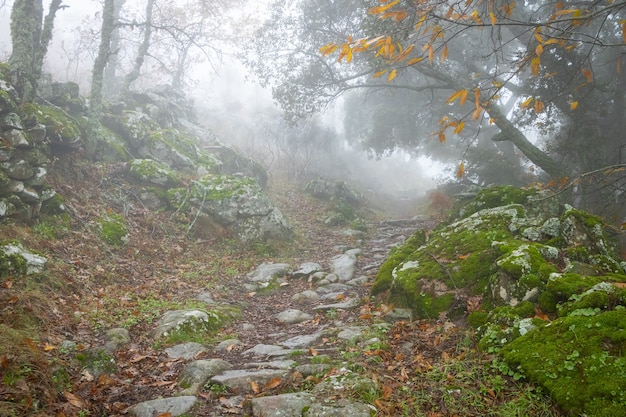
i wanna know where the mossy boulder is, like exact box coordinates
[167,174,292,242]
[20,103,83,150]
[373,185,626,414]
[128,158,181,188]
[501,309,626,416]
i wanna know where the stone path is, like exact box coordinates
[98,218,435,416]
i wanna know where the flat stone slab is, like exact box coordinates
[280,331,325,349]
[291,290,320,304]
[178,359,232,394]
[276,309,313,324]
[243,344,296,357]
[164,342,207,360]
[210,369,288,394]
[313,298,360,311]
[245,392,315,417]
[245,360,296,370]
[151,310,210,338]
[292,262,323,278]
[316,283,350,294]
[215,338,243,352]
[128,396,197,417]
[247,262,292,283]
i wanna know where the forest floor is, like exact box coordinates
[0,162,563,416]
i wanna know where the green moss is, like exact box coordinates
[99,213,129,246]
[371,229,426,295]
[0,245,29,276]
[452,186,537,219]
[500,309,626,415]
[467,311,489,328]
[20,103,82,145]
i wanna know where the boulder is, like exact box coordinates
[372,185,626,415]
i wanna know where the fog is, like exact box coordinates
[0,0,445,215]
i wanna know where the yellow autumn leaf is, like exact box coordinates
[438,131,446,143]
[373,70,387,78]
[581,68,593,83]
[534,32,544,45]
[535,44,544,56]
[520,97,533,108]
[553,8,581,15]
[446,89,468,104]
[544,38,560,46]
[407,57,425,65]
[319,44,338,56]
[489,12,497,25]
[534,99,545,113]
[368,0,400,15]
[531,57,541,76]
[441,44,449,61]
[388,69,398,81]
[459,89,468,105]
[492,80,503,88]
[428,45,434,64]
[570,100,579,110]
[453,121,465,134]
[456,162,465,179]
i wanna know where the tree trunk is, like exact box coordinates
[418,65,568,179]
[9,0,43,102]
[88,0,116,134]
[9,0,64,103]
[103,0,127,99]
[121,0,154,94]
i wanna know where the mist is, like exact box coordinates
[0,0,448,219]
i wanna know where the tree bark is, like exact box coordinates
[121,0,154,94]
[89,0,116,133]
[103,0,127,99]
[417,65,568,179]
[9,0,43,102]
[9,0,64,103]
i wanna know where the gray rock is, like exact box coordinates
[336,326,366,341]
[330,253,357,281]
[384,308,414,323]
[291,290,320,304]
[245,392,315,417]
[313,299,360,311]
[195,291,216,304]
[292,262,323,278]
[316,283,350,294]
[164,342,207,360]
[346,276,369,287]
[295,363,332,377]
[309,271,328,282]
[0,243,47,274]
[215,338,243,352]
[179,359,232,394]
[103,328,130,352]
[210,369,288,394]
[245,360,296,370]
[151,309,212,338]
[320,292,347,301]
[243,344,296,357]
[248,262,292,283]
[128,396,197,417]
[276,309,313,324]
[280,331,325,349]
[305,401,374,417]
